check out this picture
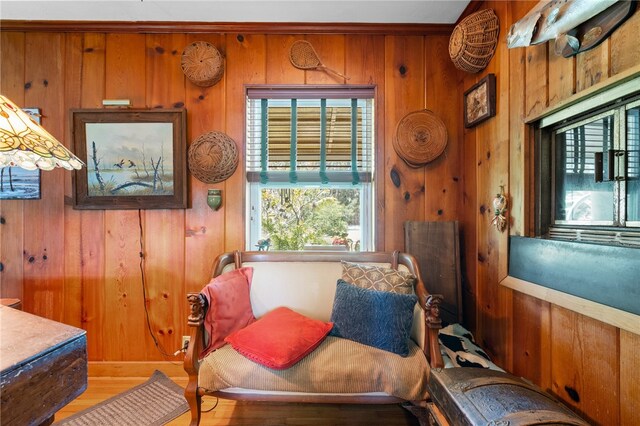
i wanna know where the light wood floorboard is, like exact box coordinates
[55,377,421,425]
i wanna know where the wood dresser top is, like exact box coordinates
[0,305,86,373]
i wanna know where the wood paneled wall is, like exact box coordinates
[461,2,640,425]
[0,29,461,360]
[2,5,638,424]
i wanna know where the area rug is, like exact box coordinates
[55,370,189,426]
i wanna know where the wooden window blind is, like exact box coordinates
[246,86,374,184]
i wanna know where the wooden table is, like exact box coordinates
[0,306,88,425]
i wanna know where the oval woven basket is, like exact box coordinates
[181,41,225,87]
[394,110,448,168]
[449,9,500,74]
[188,131,238,184]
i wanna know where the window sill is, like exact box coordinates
[500,275,640,335]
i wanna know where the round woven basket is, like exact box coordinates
[449,9,499,74]
[188,131,238,184]
[394,110,448,167]
[181,41,225,87]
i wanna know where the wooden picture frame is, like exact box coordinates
[0,108,41,200]
[463,74,496,128]
[71,109,187,209]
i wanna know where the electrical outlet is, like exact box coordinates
[182,336,190,349]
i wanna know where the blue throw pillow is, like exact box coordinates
[330,279,417,357]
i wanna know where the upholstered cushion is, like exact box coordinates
[225,306,333,370]
[200,267,255,357]
[199,336,430,401]
[329,279,417,356]
[341,261,415,294]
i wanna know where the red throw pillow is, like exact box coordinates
[200,267,255,357]
[224,306,333,370]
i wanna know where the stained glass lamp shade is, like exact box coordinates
[0,95,83,170]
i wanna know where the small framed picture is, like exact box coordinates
[71,109,187,209]
[463,74,496,128]
[0,108,41,200]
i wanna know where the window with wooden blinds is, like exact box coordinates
[246,86,374,184]
[245,85,376,252]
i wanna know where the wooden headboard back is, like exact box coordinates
[404,221,463,325]
[212,250,416,279]
[211,250,429,310]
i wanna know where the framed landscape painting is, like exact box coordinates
[71,109,187,209]
[0,108,41,200]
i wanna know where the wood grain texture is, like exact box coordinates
[266,34,306,85]
[524,44,548,118]
[383,35,425,252]
[620,330,640,426]
[224,33,266,251]
[547,45,575,107]
[345,34,386,250]
[460,93,477,333]
[472,0,512,370]
[63,33,85,328]
[78,33,107,361]
[22,32,66,321]
[145,33,188,360]
[0,32,25,302]
[424,35,461,222]
[103,34,148,361]
[184,34,226,296]
[550,305,619,425]
[502,275,640,335]
[1,336,87,426]
[610,9,640,76]
[305,35,346,85]
[511,291,551,391]
[0,306,87,426]
[508,1,529,238]
[104,33,146,106]
[576,39,610,92]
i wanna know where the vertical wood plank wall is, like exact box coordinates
[1,7,639,423]
[0,29,461,358]
[462,3,640,425]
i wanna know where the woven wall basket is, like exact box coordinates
[449,9,500,74]
[181,41,225,87]
[188,131,238,184]
[394,110,448,168]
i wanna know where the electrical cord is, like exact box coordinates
[138,211,218,414]
[138,209,183,364]
[201,397,219,413]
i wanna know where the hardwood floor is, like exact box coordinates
[55,377,421,425]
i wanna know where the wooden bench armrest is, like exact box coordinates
[398,253,444,369]
[424,294,444,369]
[184,292,207,425]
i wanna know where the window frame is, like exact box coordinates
[551,107,619,227]
[535,92,640,242]
[244,85,377,252]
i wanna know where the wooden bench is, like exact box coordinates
[184,250,445,426]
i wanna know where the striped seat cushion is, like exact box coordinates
[199,336,430,401]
